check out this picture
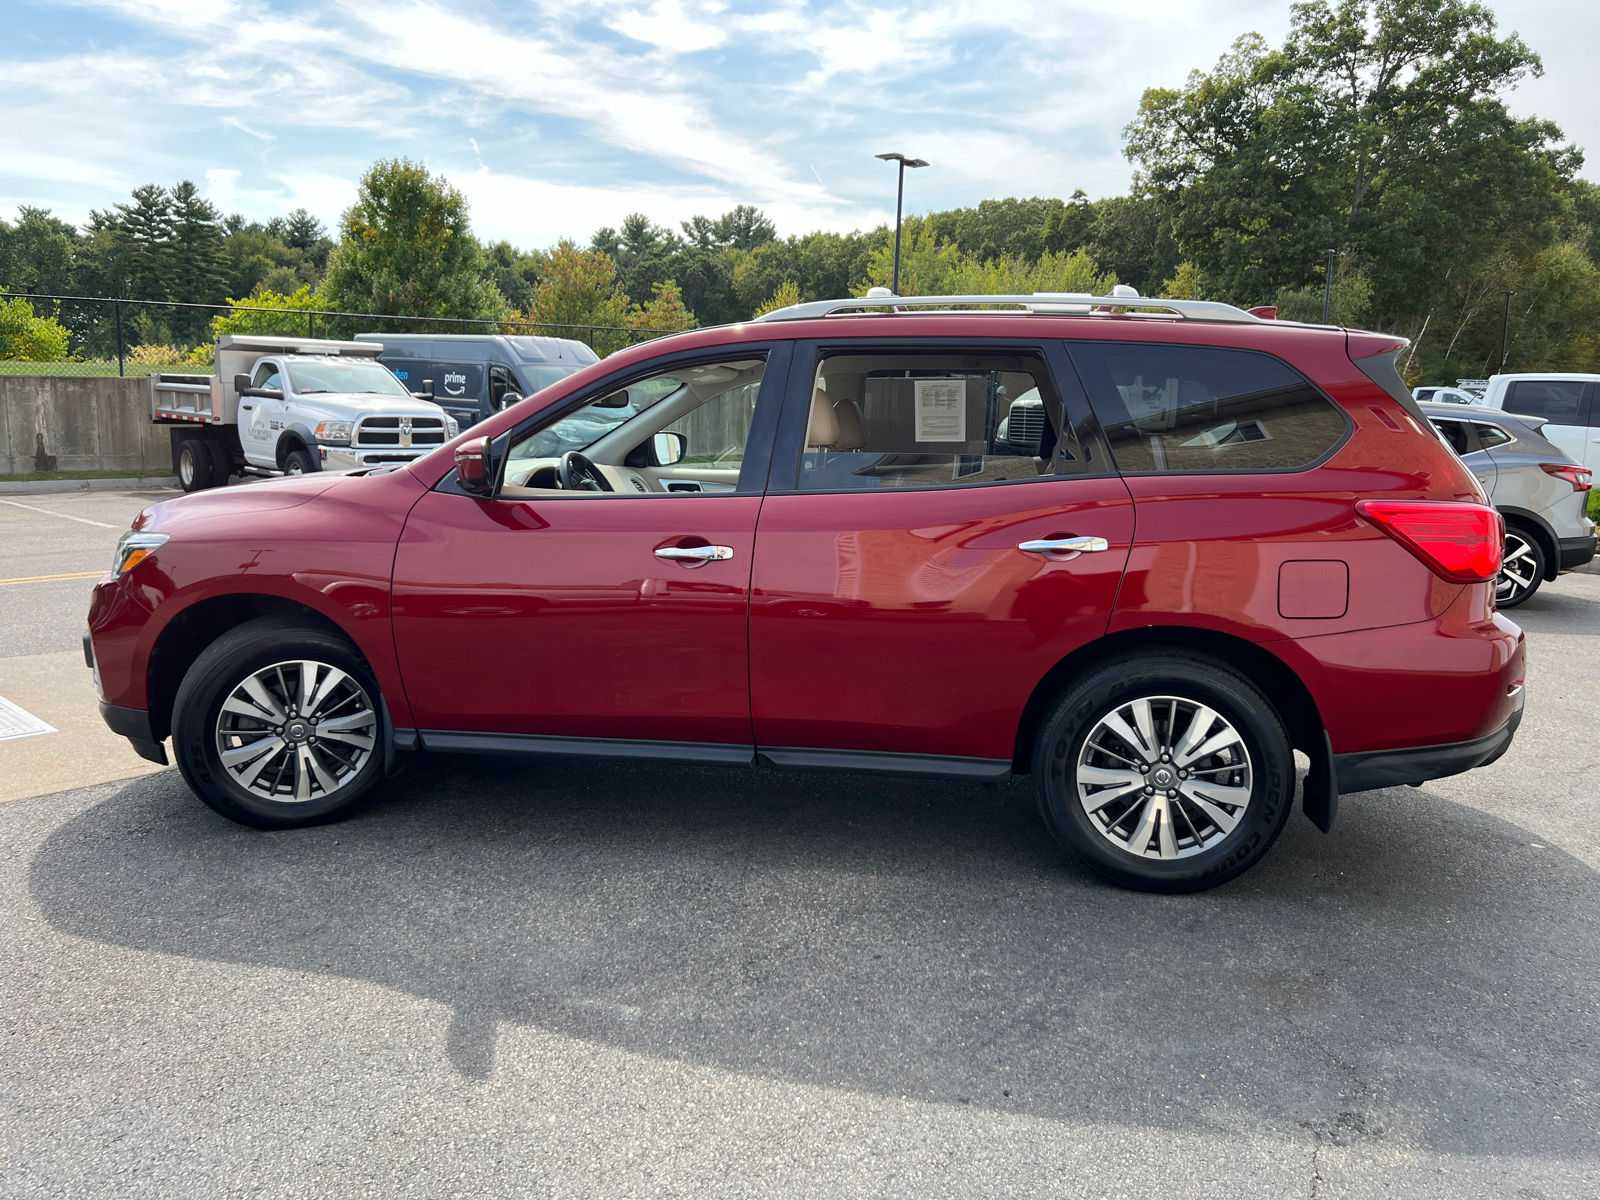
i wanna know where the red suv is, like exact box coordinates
[88,293,1524,892]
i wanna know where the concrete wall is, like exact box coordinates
[0,375,173,476]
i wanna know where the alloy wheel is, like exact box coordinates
[1496,531,1539,606]
[214,659,378,802]
[1075,695,1253,859]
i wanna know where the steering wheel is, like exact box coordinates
[559,450,613,492]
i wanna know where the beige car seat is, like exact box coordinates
[831,397,866,450]
[806,388,840,448]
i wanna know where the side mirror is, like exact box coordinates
[454,436,493,495]
[652,431,686,466]
[413,379,435,400]
[497,392,523,411]
[233,373,251,396]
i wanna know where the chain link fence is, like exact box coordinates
[0,292,682,377]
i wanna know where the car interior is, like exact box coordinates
[501,358,766,496]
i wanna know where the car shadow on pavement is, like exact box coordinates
[28,756,1600,1159]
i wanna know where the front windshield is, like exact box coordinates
[522,365,581,394]
[510,376,687,460]
[287,360,412,397]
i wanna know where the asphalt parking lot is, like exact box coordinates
[1,489,1597,1198]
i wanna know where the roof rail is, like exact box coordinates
[752,286,1263,325]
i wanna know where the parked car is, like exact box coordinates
[1413,385,1480,406]
[356,333,598,430]
[150,335,458,492]
[89,289,1524,893]
[1423,402,1595,606]
[1477,373,1600,474]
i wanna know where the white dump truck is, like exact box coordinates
[149,334,459,492]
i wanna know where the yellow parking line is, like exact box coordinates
[0,570,106,586]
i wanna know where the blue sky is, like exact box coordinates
[2,0,1595,249]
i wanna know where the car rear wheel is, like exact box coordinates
[1033,652,1294,893]
[1496,525,1545,608]
[172,617,387,829]
[176,439,214,493]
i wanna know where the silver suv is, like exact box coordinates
[1423,402,1596,606]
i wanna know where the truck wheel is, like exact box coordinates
[172,617,387,829]
[176,439,215,492]
[284,447,316,475]
[1496,524,1545,608]
[1033,651,1294,893]
[207,441,234,488]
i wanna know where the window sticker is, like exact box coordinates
[914,378,966,442]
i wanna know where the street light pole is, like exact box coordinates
[1321,249,1342,324]
[876,152,929,296]
[1500,290,1517,372]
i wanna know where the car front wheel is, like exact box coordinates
[1033,652,1294,892]
[172,617,387,829]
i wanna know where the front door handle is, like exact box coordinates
[1018,535,1109,554]
[654,544,735,563]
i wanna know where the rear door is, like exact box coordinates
[748,339,1134,774]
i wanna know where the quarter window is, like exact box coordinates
[792,350,1100,492]
[1473,423,1514,449]
[1068,343,1348,473]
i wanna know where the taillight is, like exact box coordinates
[1540,462,1592,492]
[1356,500,1504,583]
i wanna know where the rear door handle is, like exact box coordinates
[1018,536,1109,554]
[654,545,734,563]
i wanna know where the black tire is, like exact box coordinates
[172,617,387,830]
[283,447,317,475]
[1496,524,1545,608]
[206,439,234,487]
[1033,651,1295,893]
[176,439,215,493]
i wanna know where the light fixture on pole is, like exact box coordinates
[876,152,929,296]
[1500,290,1517,372]
[1321,249,1345,324]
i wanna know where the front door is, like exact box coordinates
[391,346,787,760]
[237,360,283,467]
[748,341,1134,772]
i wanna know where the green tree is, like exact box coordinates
[167,181,228,342]
[321,158,503,333]
[0,296,71,360]
[208,285,322,341]
[109,184,176,301]
[625,280,699,336]
[526,240,630,353]
[1125,3,1577,321]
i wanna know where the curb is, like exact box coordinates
[0,477,178,495]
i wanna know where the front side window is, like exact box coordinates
[286,360,411,397]
[251,363,282,390]
[1504,380,1587,423]
[502,355,768,494]
[792,350,1098,492]
[1068,342,1348,473]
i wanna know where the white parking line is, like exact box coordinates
[0,500,120,528]
[0,694,55,741]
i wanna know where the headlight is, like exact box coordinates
[314,420,353,445]
[113,531,168,577]
[446,417,459,437]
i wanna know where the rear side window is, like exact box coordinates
[1504,380,1587,424]
[1068,342,1348,473]
[792,349,1103,492]
[1431,419,1472,456]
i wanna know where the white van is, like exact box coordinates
[1480,374,1600,472]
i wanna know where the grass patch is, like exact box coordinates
[0,469,175,483]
